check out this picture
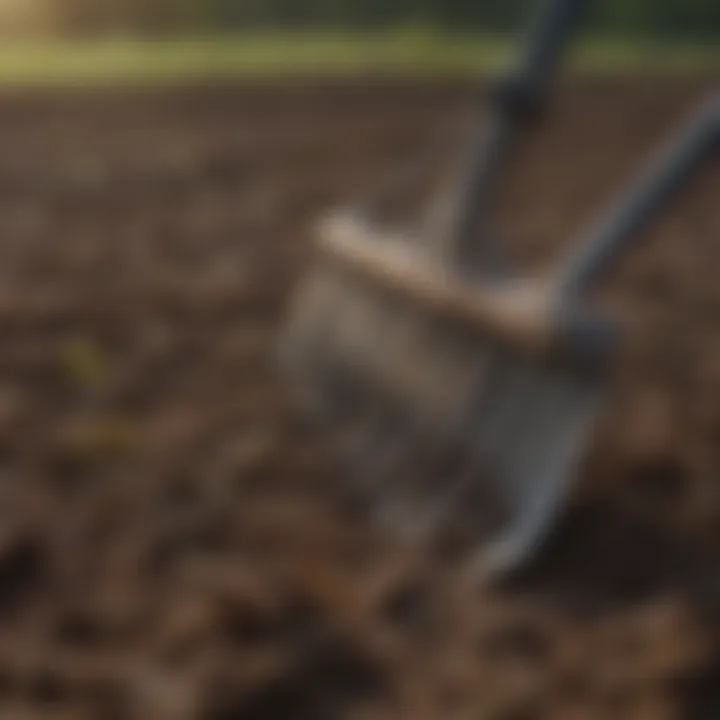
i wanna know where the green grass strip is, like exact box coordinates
[0,32,714,87]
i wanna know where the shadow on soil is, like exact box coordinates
[502,501,720,616]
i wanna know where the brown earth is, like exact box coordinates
[0,75,716,719]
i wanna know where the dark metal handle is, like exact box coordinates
[514,0,593,104]
[554,92,719,304]
[446,0,593,269]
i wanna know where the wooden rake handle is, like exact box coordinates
[317,91,719,362]
[317,213,559,356]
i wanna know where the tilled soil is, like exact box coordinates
[0,76,716,719]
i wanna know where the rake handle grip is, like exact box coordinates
[449,0,593,265]
[512,0,593,103]
[554,92,719,304]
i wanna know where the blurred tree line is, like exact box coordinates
[19,0,720,40]
[197,0,720,40]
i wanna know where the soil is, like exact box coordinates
[0,75,716,719]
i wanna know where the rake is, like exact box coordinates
[279,0,719,582]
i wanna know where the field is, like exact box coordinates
[0,34,716,85]
[0,74,716,719]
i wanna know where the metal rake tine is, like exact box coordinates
[485,367,562,505]
[385,490,451,543]
[368,428,424,498]
[424,449,495,530]
[333,407,380,464]
[465,481,563,583]
[465,386,600,582]
[338,414,389,481]
[400,367,565,549]
[371,359,525,542]
[464,369,567,525]
[500,372,573,495]
[378,446,459,539]
[373,441,467,543]
[375,492,429,542]
[409,435,512,545]
[333,403,414,486]
[359,427,418,490]
[472,359,531,459]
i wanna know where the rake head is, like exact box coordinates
[280,212,611,581]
